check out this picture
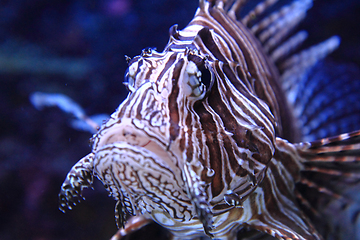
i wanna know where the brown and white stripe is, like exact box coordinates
[59,1,356,239]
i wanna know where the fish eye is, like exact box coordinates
[123,69,129,86]
[123,69,135,92]
[200,66,213,92]
[187,54,213,93]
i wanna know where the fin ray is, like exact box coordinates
[295,130,360,237]
[241,0,279,26]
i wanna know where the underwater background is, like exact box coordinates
[1,0,360,239]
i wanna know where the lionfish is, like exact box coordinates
[59,0,360,239]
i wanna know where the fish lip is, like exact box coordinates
[93,142,145,217]
[93,140,174,215]
[95,124,152,150]
[93,141,187,220]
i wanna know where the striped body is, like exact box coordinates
[59,0,360,239]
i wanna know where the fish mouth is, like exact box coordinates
[94,118,181,175]
[92,121,185,222]
[92,120,161,221]
[95,118,171,157]
[96,121,153,149]
[93,142,150,223]
[93,141,181,225]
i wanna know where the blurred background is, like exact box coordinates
[0,0,359,239]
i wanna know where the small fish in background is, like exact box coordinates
[31,0,360,239]
[30,92,109,134]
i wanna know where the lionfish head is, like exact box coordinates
[89,46,217,224]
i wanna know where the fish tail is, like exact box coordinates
[295,130,360,239]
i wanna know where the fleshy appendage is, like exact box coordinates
[59,153,95,212]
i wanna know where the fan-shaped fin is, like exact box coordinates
[295,130,360,238]
[241,0,279,26]
[271,31,308,63]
